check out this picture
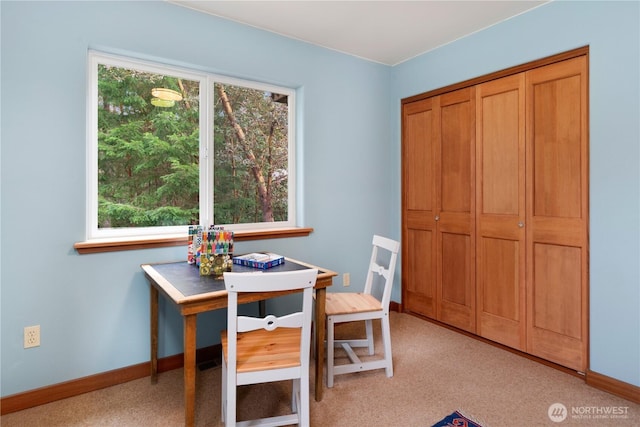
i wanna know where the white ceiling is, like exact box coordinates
[170,1,548,65]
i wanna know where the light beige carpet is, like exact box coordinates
[2,312,638,426]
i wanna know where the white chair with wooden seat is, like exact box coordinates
[221,268,318,427]
[325,234,400,387]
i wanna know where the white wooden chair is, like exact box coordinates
[325,235,400,387]
[221,268,318,427]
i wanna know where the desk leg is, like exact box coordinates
[184,314,197,427]
[259,300,266,317]
[314,287,326,402]
[150,285,159,384]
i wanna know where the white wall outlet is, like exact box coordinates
[24,325,40,348]
[343,273,350,287]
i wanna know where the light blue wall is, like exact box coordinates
[1,0,638,399]
[391,1,640,387]
[0,1,391,396]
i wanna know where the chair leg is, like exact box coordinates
[292,378,299,412]
[381,313,393,378]
[225,362,236,426]
[221,357,226,423]
[365,319,374,355]
[326,316,335,388]
[300,372,310,427]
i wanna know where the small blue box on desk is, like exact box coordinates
[233,253,285,270]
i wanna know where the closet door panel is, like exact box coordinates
[402,98,438,318]
[526,56,588,371]
[529,242,584,368]
[531,74,582,219]
[532,244,582,339]
[436,88,476,332]
[404,228,436,317]
[404,100,435,212]
[440,96,472,214]
[476,74,526,350]
[439,231,474,330]
[478,237,523,348]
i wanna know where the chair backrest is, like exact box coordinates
[223,268,318,373]
[363,235,400,311]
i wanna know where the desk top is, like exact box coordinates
[142,258,336,304]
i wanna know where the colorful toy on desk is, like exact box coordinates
[187,225,202,265]
[188,225,234,278]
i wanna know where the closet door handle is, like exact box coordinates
[518,221,525,228]
[435,215,440,221]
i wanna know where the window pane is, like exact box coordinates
[213,83,289,225]
[97,65,200,229]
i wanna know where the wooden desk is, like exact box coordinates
[142,258,336,427]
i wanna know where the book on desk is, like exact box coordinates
[233,253,285,270]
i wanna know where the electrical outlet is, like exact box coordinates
[24,325,40,348]
[343,273,350,287]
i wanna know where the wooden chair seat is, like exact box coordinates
[222,328,301,373]
[325,292,382,316]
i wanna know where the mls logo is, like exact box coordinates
[548,403,568,423]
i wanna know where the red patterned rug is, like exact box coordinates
[431,410,483,427]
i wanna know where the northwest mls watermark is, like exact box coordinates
[548,403,631,423]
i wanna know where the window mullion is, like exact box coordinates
[200,76,215,228]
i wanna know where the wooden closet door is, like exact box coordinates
[436,88,476,332]
[476,74,526,350]
[525,56,588,371]
[402,97,439,318]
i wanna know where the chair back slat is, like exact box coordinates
[238,312,303,332]
[370,261,390,280]
[363,235,400,311]
[225,270,317,293]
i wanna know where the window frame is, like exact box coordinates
[86,51,297,242]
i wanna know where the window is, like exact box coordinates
[87,51,295,240]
